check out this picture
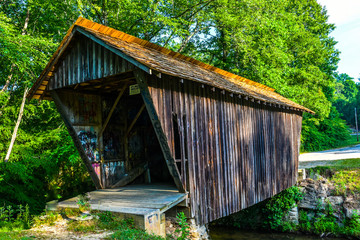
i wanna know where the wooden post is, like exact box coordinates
[355,107,359,142]
[50,91,102,189]
[134,69,185,193]
[126,104,145,136]
[99,84,128,137]
[98,84,127,187]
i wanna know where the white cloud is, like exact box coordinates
[317,0,360,80]
[317,0,360,26]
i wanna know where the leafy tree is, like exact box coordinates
[332,73,360,128]
[0,4,92,212]
[201,0,339,119]
[0,0,353,211]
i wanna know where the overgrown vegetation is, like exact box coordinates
[308,167,360,197]
[0,207,167,239]
[301,108,352,152]
[262,187,304,232]
[0,204,31,232]
[298,202,360,237]
[175,212,190,240]
[57,210,167,239]
[0,203,195,239]
[0,0,360,238]
[213,186,304,231]
[214,168,360,238]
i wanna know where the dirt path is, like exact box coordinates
[299,144,360,169]
[23,219,114,240]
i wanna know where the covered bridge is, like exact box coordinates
[28,17,313,228]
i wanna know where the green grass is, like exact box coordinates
[300,158,360,170]
[0,232,33,240]
[330,158,360,168]
[307,165,360,196]
[0,209,167,240]
[66,211,165,240]
[332,170,360,196]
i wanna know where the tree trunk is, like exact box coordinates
[4,87,28,162]
[1,65,14,93]
[3,8,31,162]
[21,9,30,36]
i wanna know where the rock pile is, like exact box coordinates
[289,176,360,223]
[165,217,209,240]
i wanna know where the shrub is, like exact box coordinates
[342,214,360,237]
[301,108,350,152]
[0,204,31,232]
[175,212,190,240]
[262,186,304,231]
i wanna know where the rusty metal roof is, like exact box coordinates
[28,17,313,113]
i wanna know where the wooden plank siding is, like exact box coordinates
[146,74,303,225]
[48,35,133,90]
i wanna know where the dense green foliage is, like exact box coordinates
[0,0,359,225]
[333,73,360,128]
[263,187,304,231]
[214,182,360,238]
[301,108,351,152]
[0,204,31,232]
[0,125,93,214]
[298,201,360,237]
[212,186,303,231]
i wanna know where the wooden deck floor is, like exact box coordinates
[58,184,187,216]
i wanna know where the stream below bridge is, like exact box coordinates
[208,226,346,240]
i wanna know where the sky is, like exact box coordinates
[317,0,360,81]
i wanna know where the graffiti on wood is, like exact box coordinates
[78,128,99,162]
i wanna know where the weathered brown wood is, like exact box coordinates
[146,75,304,224]
[47,36,136,91]
[134,69,185,193]
[50,90,102,189]
[111,163,148,188]
[126,104,145,136]
[184,81,196,219]
[99,84,128,138]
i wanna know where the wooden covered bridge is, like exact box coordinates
[28,17,312,235]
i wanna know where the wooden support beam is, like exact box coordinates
[126,104,145,136]
[111,163,148,188]
[134,69,185,193]
[50,91,102,189]
[99,84,128,137]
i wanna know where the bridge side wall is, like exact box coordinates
[147,74,303,225]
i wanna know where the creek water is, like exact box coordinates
[208,227,344,240]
